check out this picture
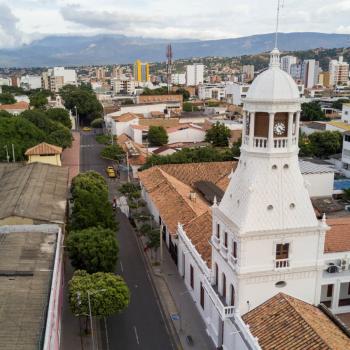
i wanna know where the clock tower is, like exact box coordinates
[210,48,327,315]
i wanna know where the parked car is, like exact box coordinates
[106,166,116,178]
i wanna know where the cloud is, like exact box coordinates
[0,4,24,48]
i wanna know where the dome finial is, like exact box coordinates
[269,48,281,68]
[274,0,283,49]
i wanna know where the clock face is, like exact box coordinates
[274,122,286,136]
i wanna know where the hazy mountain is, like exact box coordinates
[0,32,350,67]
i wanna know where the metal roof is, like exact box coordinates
[299,160,335,175]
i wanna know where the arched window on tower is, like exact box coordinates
[215,263,219,286]
[230,284,235,306]
[222,273,226,299]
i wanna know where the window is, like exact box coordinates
[348,282,350,295]
[216,223,220,238]
[215,263,219,286]
[276,243,289,260]
[230,285,235,306]
[345,135,350,142]
[200,283,205,309]
[190,265,194,289]
[222,273,226,299]
[327,284,333,298]
[233,241,237,258]
[275,281,287,288]
[224,232,228,247]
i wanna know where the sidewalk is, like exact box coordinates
[62,131,80,184]
[139,235,216,350]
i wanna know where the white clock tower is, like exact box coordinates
[210,48,327,314]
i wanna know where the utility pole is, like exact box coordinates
[166,44,173,94]
[4,145,9,163]
[11,144,15,163]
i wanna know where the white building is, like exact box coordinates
[111,78,136,95]
[329,56,349,87]
[198,83,226,100]
[20,75,42,90]
[225,82,250,105]
[242,65,254,81]
[281,55,297,75]
[186,64,204,86]
[52,67,77,85]
[302,59,319,89]
[171,73,186,85]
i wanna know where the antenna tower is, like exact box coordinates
[274,0,284,48]
[166,44,173,94]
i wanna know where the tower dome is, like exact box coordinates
[245,48,300,102]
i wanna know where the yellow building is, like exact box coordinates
[134,59,150,82]
[319,72,331,88]
[25,142,63,166]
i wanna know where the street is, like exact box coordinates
[80,132,175,350]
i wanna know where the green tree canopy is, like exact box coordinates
[308,131,343,158]
[331,99,350,110]
[148,126,168,146]
[0,116,46,161]
[301,102,327,121]
[69,270,130,318]
[141,87,168,95]
[205,122,231,147]
[46,108,72,129]
[0,110,12,118]
[67,227,119,273]
[100,144,125,161]
[72,171,108,199]
[46,127,73,149]
[91,118,104,128]
[176,88,190,101]
[0,92,16,104]
[29,91,48,109]
[60,85,103,125]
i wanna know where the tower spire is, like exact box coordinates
[274,0,283,49]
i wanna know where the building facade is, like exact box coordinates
[134,60,150,82]
[329,56,349,87]
[281,55,297,75]
[186,64,204,86]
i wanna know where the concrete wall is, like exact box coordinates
[28,155,61,166]
[168,128,206,144]
[303,172,334,197]
[0,216,34,226]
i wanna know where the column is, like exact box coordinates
[268,113,275,150]
[242,112,247,145]
[331,280,341,311]
[248,112,255,148]
[295,111,301,140]
[287,112,294,150]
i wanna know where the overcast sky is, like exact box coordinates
[0,0,349,48]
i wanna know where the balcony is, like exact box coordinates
[275,258,290,270]
[253,137,267,149]
[221,245,228,259]
[274,137,288,149]
[212,235,220,250]
[228,254,238,269]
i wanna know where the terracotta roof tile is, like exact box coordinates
[25,142,62,156]
[243,293,350,350]
[0,101,29,110]
[139,118,180,128]
[112,113,138,122]
[138,95,183,104]
[183,211,212,267]
[324,217,350,253]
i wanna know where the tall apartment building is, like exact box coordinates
[242,65,254,82]
[329,56,349,86]
[20,75,42,90]
[134,60,150,82]
[171,73,186,85]
[186,64,204,86]
[42,67,77,93]
[281,55,297,75]
[290,63,302,81]
[318,72,331,88]
[302,59,319,89]
[111,78,135,95]
[95,67,106,80]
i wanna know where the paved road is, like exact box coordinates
[80,132,175,350]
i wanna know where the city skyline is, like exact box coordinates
[0,0,350,48]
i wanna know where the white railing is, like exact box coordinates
[253,137,267,149]
[203,277,235,319]
[212,235,220,250]
[244,135,249,145]
[275,258,290,269]
[292,136,297,145]
[274,138,288,149]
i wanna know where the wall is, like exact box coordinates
[303,172,334,197]
[0,216,34,226]
[114,118,139,136]
[28,155,61,166]
[168,128,206,144]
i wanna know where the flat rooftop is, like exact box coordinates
[0,230,57,350]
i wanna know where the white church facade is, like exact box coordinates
[175,49,350,349]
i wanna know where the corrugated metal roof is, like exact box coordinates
[299,160,335,175]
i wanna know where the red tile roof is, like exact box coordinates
[0,101,29,110]
[112,113,138,122]
[25,142,62,156]
[243,293,350,350]
[324,217,350,253]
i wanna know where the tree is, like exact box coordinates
[60,85,103,125]
[231,138,241,157]
[91,118,104,128]
[0,116,46,161]
[308,131,343,157]
[331,99,350,110]
[29,91,48,109]
[205,122,231,147]
[0,92,16,104]
[183,102,199,112]
[67,227,119,273]
[148,126,168,146]
[146,229,160,260]
[46,127,73,149]
[141,87,168,95]
[46,108,72,129]
[176,88,190,101]
[0,110,12,118]
[101,144,125,160]
[72,171,108,199]
[343,188,350,201]
[69,270,130,319]
[301,102,327,121]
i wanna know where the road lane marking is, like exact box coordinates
[120,261,124,272]
[133,326,140,345]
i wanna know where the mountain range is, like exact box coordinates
[1,32,350,68]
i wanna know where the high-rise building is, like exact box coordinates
[42,67,77,93]
[134,60,150,82]
[171,73,186,85]
[329,56,349,86]
[302,59,319,89]
[242,65,254,82]
[281,55,297,75]
[95,67,106,80]
[186,64,204,86]
[318,72,331,88]
[290,63,302,81]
